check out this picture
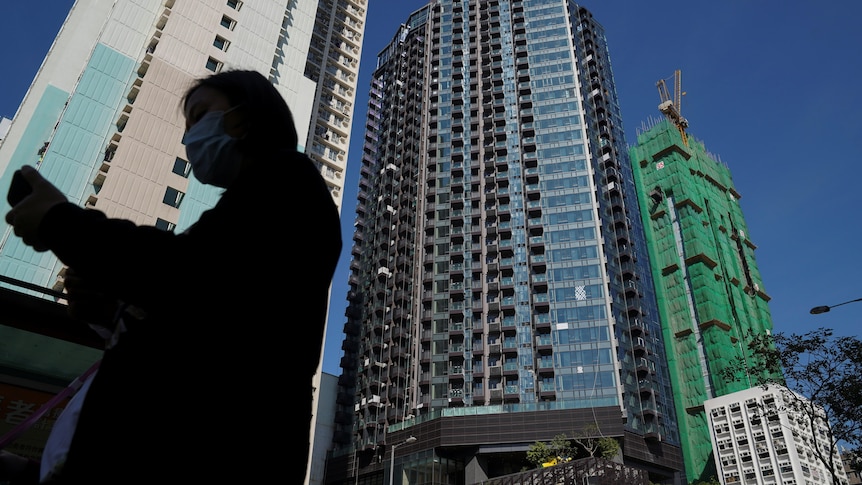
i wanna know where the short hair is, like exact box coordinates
[182,69,298,155]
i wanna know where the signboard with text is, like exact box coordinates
[0,382,69,460]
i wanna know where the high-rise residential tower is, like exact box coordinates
[0,1,367,483]
[329,1,683,483]
[630,116,780,483]
[0,0,365,255]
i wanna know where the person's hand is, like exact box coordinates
[64,267,119,328]
[5,165,67,252]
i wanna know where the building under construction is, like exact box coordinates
[629,73,780,482]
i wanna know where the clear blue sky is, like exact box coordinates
[3,2,860,379]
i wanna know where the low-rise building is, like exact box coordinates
[705,384,849,485]
[842,450,861,485]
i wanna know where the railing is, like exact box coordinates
[479,456,649,485]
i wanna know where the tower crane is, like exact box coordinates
[656,69,688,145]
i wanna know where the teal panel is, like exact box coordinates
[176,177,221,233]
[0,325,102,384]
[40,43,137,205]
[0,85,73,292]
[0,85,68,213]
[0,43,136,294]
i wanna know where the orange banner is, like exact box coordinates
[0,382,69,460]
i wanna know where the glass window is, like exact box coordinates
[172,157,190,178]
[205,57,222,73]
[154,218,176,232]
[162,187,184,208]
[220,15,236,30]
[213,35,229,51]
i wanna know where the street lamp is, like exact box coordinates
[388,436,417,485]
[809,297,862,314]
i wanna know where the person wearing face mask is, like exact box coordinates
[182,104,245,187]
[2,69,341,484]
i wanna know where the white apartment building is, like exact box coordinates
[706,384,849,485]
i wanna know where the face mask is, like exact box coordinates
[181,108,243,188]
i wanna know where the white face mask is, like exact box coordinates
[181,108,243,188]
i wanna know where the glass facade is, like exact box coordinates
[332,1,682,482]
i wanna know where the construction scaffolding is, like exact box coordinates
[629,114,779,483]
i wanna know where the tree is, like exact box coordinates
[526,428,620,470]
[549,434,573,462]
[725,327,862,484]
[596,436,620,459]
[571,424,619,459]
[526,434,572,468]
[526,440,553,468]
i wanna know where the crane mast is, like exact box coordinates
[656,69,688,145]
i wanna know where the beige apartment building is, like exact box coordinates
[0,1,366,484]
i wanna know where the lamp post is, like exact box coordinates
[809,297,862,314]
[388,436,417,485]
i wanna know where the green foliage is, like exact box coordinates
[596,436,620,459]
[526,427,619,469]
[690,477,720,485]
[526,440,553,468]
[571,424,609,458]
[549,434,573,460]
[526,434,573,468]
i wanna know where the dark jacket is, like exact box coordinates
[36,150,341,483]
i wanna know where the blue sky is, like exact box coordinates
[2,1,861,378]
